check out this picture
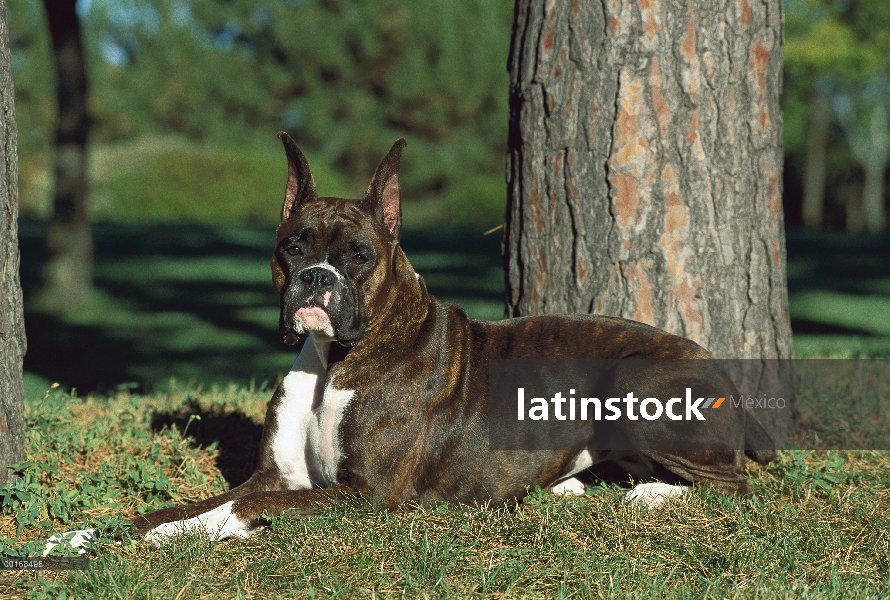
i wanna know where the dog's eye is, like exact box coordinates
[352,253,367,265]
[286,246,303,257]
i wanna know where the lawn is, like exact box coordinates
[1,380,888,597]
[3,222,889,597]
[786,229,890,358]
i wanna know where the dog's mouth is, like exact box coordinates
[295,305,331,331]
[282,287,364,346]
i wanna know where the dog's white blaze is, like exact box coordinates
[308,384,355,485]
[272,334,329,489]
[269,333,353,488]
[623,482,688,508]
[143,501,256,546]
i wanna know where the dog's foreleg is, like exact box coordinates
[143,485,362,546]
[143,500,255,546]
[133,472,273,537]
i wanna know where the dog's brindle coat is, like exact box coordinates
[135,134,775,542]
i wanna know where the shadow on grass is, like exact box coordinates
[19,220,503,394]
[150,399,263,488]
[785,228,890,355]
[789,318,878,337]
[785,229,890,295]
[18,221,890,393]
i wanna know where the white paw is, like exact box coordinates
[548,477,586,496]
[42,528,98,556]
[143,501,260,547]
[623,482,688,508]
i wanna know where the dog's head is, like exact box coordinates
[271,132,410,346]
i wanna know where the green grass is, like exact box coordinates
[1,380,889,598]
[785,229,890,359]
[791,291,890,336]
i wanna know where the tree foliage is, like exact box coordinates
[11,0,514,224]
[10,0,889,229]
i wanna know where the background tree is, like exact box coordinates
[832,82,889,232]
[38,0,92,310]
[800,78,831,228]
[784,0,890,232]
[0,0,26,483]
[504,0,793,441]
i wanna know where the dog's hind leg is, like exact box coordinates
[641,449,752,496]
[548,477,586,495]
[623,482,688,508]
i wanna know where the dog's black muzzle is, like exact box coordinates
[299,266,335,298]
[280,265,366,346]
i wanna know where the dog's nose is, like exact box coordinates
[299,267,335,288]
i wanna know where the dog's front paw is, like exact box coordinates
[42,528,98,556]
[143,501,261,547]
[623,482,687,508]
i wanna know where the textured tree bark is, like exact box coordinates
[39,0,93,310]
[0,0,26,484]
[505,0,793,442]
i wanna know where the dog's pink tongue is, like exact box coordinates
[295,306,330,329]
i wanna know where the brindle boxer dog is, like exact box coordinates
[136,134,775,544]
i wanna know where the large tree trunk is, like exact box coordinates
[0,0,26,484]
[39,0,93,311]
[504,0,793,443]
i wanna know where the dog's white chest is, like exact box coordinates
[307,385,354,485]
[270,335,354,489]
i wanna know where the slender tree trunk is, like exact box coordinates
[39,0,93,311]
[0,0,26,483]
[505,0,793,442]
[843,182,864,232]
[861,162,886,233]
[802,88,830,228]
[861,103,887,233]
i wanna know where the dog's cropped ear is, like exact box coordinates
[278,132,317,222]
[360,138,407,239]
